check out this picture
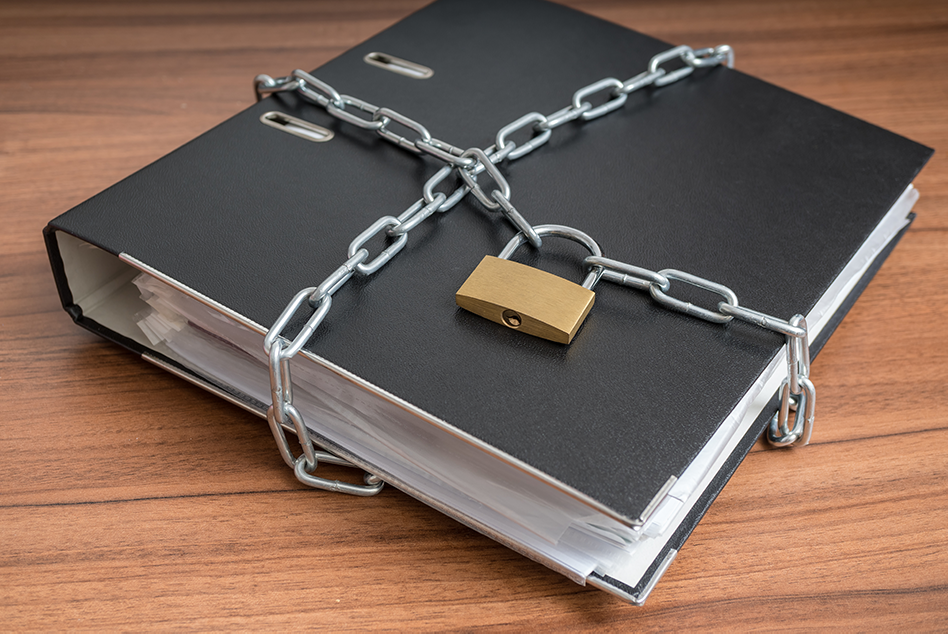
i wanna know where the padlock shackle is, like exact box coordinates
[498,224,604,289]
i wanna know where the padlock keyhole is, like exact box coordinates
[502,309,522,328]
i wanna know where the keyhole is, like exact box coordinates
[502,310,522,328]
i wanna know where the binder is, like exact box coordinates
[43,0,932,603]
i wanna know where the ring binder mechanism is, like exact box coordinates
[44,0,932,603]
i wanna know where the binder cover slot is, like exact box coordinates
[260,111,333,143]
[363,52,433,79]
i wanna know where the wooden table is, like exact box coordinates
[3,0,946,629]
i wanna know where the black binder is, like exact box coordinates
[44,0,932,603]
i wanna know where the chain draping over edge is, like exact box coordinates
[253,43,814,496]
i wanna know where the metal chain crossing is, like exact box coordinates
[254,43,814,495]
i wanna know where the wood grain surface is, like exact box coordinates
[2,0,946,630]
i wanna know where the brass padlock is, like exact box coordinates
[456,224,603,344]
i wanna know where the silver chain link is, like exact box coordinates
[254,43,811,494]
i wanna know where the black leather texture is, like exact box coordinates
[47,0,932,523]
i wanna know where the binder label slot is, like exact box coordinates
[260,111,333,143]
[363,52,433,79]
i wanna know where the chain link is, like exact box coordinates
[389,194,447,237]
[572,77,628,120]
[491,190,542,248]
[347,216,409,275]
[314,250,370,301]
[423,165,470,211]
[457,147,510,210]
[326,94,385,130]
[293,69,345,108]
[496,112,552,161]
[254,41,812,492]
[768,316,814,446]
[586,255,670,292]
[648,269,739,325]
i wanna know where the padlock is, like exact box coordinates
[455,224,603,344]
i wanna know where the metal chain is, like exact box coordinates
[253,44,735,244]
[254,42,810,494]
[584,256,813,446]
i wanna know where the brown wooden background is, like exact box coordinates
[2,0,947,630]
